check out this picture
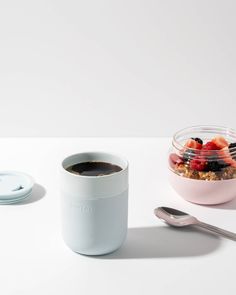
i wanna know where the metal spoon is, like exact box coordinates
[154,206,236,241]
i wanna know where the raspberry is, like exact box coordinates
[190,157,206,171]
[202,141,219,151]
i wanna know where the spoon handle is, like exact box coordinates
[196,221,236,241]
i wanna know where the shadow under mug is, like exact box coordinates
[60,152,129,255]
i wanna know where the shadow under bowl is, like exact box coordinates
[169,170,236,205]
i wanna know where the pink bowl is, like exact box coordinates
[169,170,236,205]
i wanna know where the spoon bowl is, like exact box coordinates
[154,206,236,241]
[154,207,198,227]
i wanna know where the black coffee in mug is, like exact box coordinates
[66,161,122,176]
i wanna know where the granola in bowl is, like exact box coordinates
[168,126,236,205]
[169,135,236,181]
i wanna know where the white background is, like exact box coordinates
[0,137,235,295]
[0,0,235,136]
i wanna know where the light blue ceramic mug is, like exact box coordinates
[60,152,128,255]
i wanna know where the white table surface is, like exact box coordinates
[0,138,235,295]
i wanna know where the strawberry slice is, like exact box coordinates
[185,139,202,150]
[230,160,236,168]
[218,147,236,168]
[212,136,229,149]
[169,153,183,169]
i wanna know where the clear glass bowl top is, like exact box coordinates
[169,125,236,181]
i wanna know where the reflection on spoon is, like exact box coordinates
[154,207,236,241]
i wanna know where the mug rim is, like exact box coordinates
[61,151,129,179]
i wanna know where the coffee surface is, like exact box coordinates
[66,161,122,176]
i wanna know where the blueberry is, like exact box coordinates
[183,149,195,162]
[206,161,221,172]
[191,137,203,145]
[229,143,236,160]
[229,143,236,148]
[205,160,229,172]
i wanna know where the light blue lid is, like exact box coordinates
[0,171,34,204]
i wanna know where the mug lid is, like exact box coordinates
[0,171,34,204]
